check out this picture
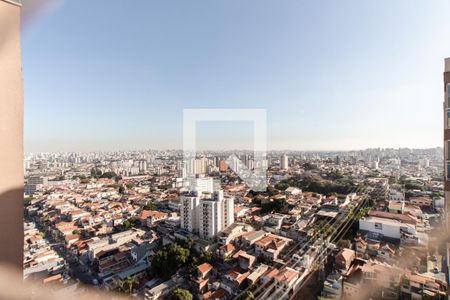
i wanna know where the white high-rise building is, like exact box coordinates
[199,190,235,239]
[180,191,201,233]
[138,160,147,173]
[222,194,235,229]
[281,154,289,170]
[199,194,222,238]
[180,182,234,239]
[186,176,214,193]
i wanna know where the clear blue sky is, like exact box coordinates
[22,0,450,152]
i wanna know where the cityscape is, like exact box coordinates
[23,147,448,299]
[1,0,450,299]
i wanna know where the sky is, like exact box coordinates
[21,0,450,152]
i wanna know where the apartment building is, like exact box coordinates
[180,187,235,239]
[180,191,201,233]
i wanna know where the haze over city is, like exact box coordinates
[22,0,450,152]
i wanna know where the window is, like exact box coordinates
[374,222,383,230]
[447,83,450,107]
[447,161,450,180]
[447,110,450,129]
[447,141,450,160]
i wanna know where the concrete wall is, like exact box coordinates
[0,0,23,269]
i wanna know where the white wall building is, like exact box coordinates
[281,154,289,170]
[359,216,416,240]
[180,192,200,233]
[180,187,234,239]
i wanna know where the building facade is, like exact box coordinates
[281,154,289,170]
[180,187,235,239]
[444,58,450,232]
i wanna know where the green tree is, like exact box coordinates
[118,185,125,194]
[152,243,190,280]
[274,182,289,191]
[261,199,289,214]
[125,275,139,294]
[144,200,157,210]
[125,182,135,189]
[100,171,117,179]
[170,288,193,300]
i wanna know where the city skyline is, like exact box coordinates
[23,0,450,152]
[7,1,450,299]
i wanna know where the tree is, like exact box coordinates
[125,182,135,189]
[144,200,157,210]
[118,185,125,194]
[122,218,138,230]
[274,182,289,191]
[123,220,131,230]
[90,168,102,178]
[337,239,352,249]
[170,288,193,300]
[261,199,289,214]
[152,243,190,280]
[112,278,125,292]
[125,275,139,294]
[100,171,117,179]
[236,291,254,300]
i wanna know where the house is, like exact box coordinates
[145,277,181,300]
[377,243,396,261]
[285,187,301,195]
[139,210,168,227]
[389,190,405,202]
[64,234,80,247]
[335,248,355,272]
[400,271,447,299]
[202,288,230,300]
[217,223,248,246]
[222,268,250,293]
[343,259,402,299]
[239,230,266,247]
[197,262,213,280]
[233,250,256,270]
[54,221,77,237]
[246,264,269,285]
[253,234,292,261]
[409,196,432,207]
[273,267,300,296]
[68,209,91,221]
[218,243,235,259]
[354,237,367,255]
[234,206,248,218]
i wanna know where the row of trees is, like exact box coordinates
[275,175,355,196]
[90,168,122,182]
